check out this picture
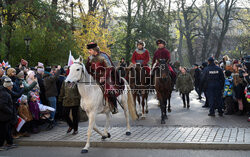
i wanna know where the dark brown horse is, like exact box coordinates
[154,59,173,124]
[125,64,150,119]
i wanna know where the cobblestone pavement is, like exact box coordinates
[16,91,250,150]
[85,91,249,128]
[17,125,250,150]
[19,126,250,144]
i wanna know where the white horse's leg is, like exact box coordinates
[99,112,111,140]
[104,113,110,135]
[82,111,96,153]
[121,96,131,136]
[93,124,104,137]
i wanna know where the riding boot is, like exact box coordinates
[108,93,118,114]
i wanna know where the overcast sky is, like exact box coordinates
[52,0,249,16]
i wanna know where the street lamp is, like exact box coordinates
[24,36,31,62]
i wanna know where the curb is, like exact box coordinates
[16,140,250,150]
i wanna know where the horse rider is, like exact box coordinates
[151,39,176,82]
[85,42,119,114]
[131,40,151,75]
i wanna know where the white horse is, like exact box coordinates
[65,57,138,153]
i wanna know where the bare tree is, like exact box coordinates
[181,0,200,64]
[175,0,184,64]
[214,0,237,59]
[196,0,217,62]
[88,0,99,13]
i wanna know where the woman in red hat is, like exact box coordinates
[131,40,150,74]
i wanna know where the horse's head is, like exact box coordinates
[65,56,86,83]
[157,59,170,79]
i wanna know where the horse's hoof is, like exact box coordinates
[102,136,107,140]
[102,133,111,140]
[161,120,166,124]
[138,113,142,117]
[141,116,146,120]
[168,109,172,112]
[145,110,149,114]
[126,131,131,136]
[81,149,88,153]
[107,133,111,138]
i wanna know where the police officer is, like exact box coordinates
[201,57,225,116]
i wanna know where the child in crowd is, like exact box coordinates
[223,70,235,115]
[18,95,32,136]
[28,93,40,133]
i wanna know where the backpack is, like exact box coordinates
[224,76,233,97]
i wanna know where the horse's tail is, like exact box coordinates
[121,77,138,120]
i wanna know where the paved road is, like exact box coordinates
[1,146,250,157]
[78,91,249,128]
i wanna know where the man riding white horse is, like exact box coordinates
[85,42,121,114]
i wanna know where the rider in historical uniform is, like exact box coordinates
[131,40,151,75]
[152,39,176,80]
[85,42,119,114]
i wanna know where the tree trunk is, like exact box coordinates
[214,0,236,59]
[177,31,184,64]
[166,0,171,48]
[186,33,196,64]
[215,31,227,59]
[125,0,132,61]
[201,36,209,62]
[51,0,58,9]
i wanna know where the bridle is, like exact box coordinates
[73,62,95,84]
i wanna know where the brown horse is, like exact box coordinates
[154,59,173,124]
[125,64,150,119]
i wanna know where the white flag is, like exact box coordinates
[68,51,75,66]
[16,116,26,132]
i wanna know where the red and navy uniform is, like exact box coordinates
[152,47,176,78]
[131,48,150,75]
[86,52,122,97]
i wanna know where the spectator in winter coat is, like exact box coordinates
[18,95,32,136]
[223,70,235,115]
[193,64,202,100]
[200,62,209,108]
[232,64,245,116]
[59,82,80,135]
[0,77,17,150]
[43,66,61,123]
[36,67,47,105]
[56,68,66,120]
[6,68,16,83]
[176,67,194,109]
[28,94,40,133]
[13,69,37,96]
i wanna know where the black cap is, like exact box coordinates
[193,63,199,66]
[156,39,166,45]
[87,42,97,49]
